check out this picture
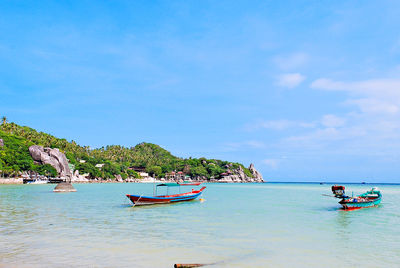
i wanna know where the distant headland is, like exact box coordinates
[0,117,263,184]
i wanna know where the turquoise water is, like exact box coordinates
[1,183,399,267]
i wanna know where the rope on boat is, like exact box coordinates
[132,194,143,208]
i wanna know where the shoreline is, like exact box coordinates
[0,177,266,185]
[2,178,397,185]
[0,178,23,184]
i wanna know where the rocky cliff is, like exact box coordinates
[29,145,72,180]
[249,163,263,181]
[218,163,264,183]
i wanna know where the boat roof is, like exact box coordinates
[156,183,180,187]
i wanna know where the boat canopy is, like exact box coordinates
[156,183,180,187]
[359,188,381,197]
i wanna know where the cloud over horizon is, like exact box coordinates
[276,73,306,88]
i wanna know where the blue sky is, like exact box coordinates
[1,0,400,182]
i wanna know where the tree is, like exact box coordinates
[34,164,58,177]
[76,162,101,179]
[127,169,139,178]
[146,165,162,177]
[190,166,208,178]
[1,116,7,126]
[183,165,191,174]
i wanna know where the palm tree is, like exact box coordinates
[1,116,7,126]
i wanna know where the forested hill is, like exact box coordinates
[0,118,254,180]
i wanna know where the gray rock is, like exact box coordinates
[237,165,247,180]
[0,138,3,147]
[218,163,264,183]
[48,148,71,177]
[53,182,76,192]
[249,163,264,182]
[115,174,123,182]
[71,170,89,182]
[28,145,72,181]
[29,145,44,161]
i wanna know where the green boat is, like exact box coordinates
[331,186,382,210]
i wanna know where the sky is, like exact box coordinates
[1,0,400,182]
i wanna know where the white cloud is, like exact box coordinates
[310,78,400,100]
[274,53,309,70]
[222,140,266,151]
[243,76,400,160]
[245,119,315,131]
[345,98,399,114]
[263,159,279,169]
[321,114,346,128]
[311,78,400,115]
[275,77,400,153]
[276,73,306,88]
[245,140,267,148]
[286,127,343,144]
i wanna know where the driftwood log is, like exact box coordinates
[174,264,205,268]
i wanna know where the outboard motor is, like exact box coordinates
[331,185,345,197]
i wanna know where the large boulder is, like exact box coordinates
[29,145,44,161]
[47,148,71,177]
[53,182,76,192]
[0,138,3,147]
[29,145,72,180]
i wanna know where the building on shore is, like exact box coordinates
[139,172,149,179]
[129,167,146,172]
[165,171,186,181]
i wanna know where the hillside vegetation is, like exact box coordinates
[0,118,253,180]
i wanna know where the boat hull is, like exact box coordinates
[126,187,206,206]
[339,197,381,210]
[178,182,203,186]
[27,180,48,184]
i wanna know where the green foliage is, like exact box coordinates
[146,165,162,177]
[33,164,58,177]
[190,165,208,177]
[127,169,139,178]
[75,162,101,179]
[65,152,78,165]
[0,119,255,180]
[0,130,35,176]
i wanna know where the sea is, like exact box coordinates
[1,182,399,267]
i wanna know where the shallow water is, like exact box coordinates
[1,183,399,267]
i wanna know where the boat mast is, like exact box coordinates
[153,174,156,196]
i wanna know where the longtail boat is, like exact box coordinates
[178,181,203,186]
[330,185,382,210]
[126,183,206,206]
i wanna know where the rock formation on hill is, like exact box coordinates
[218,163,264,183]
[249,163,263,182]
[71,170,89,182]
[29,145,72,179]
